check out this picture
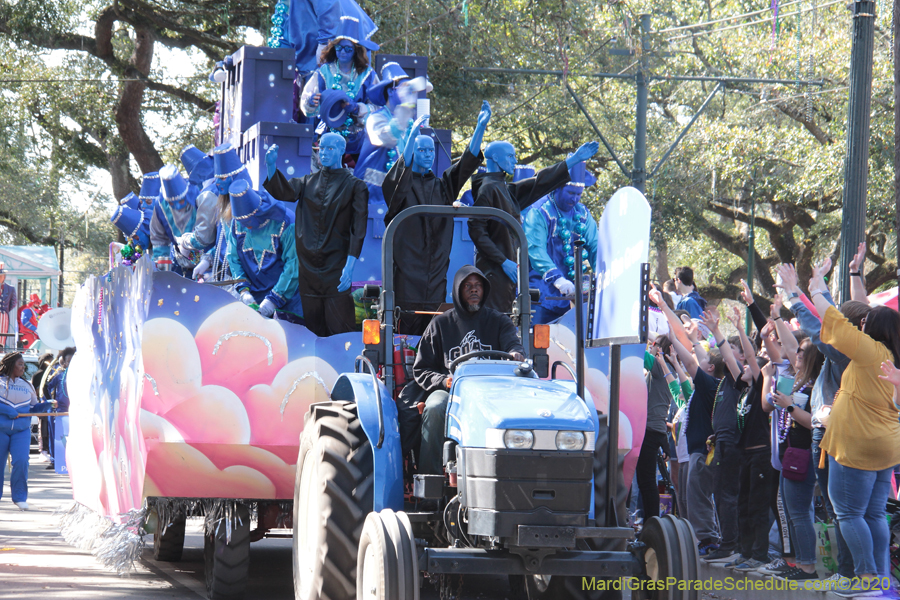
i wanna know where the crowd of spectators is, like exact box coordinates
[639,246,900,596]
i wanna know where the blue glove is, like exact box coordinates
[338,256,357,293]
[565,141,600,169]
[501,259,518,283]
[0,403,19,419]
[265,144,279,181]
[344,99,359,115]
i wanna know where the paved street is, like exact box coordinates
[0,457,513,600]
[0,456,851,600]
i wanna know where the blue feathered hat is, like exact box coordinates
[180,144,214,186]
[213,142,252,184]
[138,172,161,209]
[119,192,140,211]
[159,165,197,207]
[333,15,379,51]
[228,179,287,229]
[367,62,410,107]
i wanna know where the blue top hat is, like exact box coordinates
[110,204,147,241]
[333,15,379,51]
[159,165,196,207]
[138,172,161,208]
[367,62,410,107]
[213,143,251,184]
[319,89,354,128]
[566,159,596,189]
[119,192,140,211]
[228,179,287,228]
[513,165,535,183]
[180,144,214,186]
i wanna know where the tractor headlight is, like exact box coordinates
[555,431,586,451]
[503,429,534,450]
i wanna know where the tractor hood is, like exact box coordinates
[446,375,597,448]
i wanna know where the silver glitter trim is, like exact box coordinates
[215,164,247,179]
[144,372,159,396]
[279,371,331,417]
[212,331,273,365]
[58,502,148,574]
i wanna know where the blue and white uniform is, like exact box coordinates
[0,375,49,502]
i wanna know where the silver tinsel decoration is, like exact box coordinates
[58,502,147,575]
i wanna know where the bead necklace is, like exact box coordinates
[551,200,592,281]
[736,388,751,432]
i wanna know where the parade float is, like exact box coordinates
[57,12,652,600]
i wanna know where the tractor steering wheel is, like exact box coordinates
[448,350,517,373]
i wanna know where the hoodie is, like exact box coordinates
[412,265,526,393]
[0,375,50,433]
[676,290,707,319]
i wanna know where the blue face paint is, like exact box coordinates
[319,133,346,169]
[485,141,517,175]
[412,136,435,173]
[335,41,355,67]
[555,185,583,213]
[215,175,233,196]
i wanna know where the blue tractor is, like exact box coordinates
[292,206,699,600]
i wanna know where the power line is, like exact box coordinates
[666,0,845,43]
[657,0,806,34]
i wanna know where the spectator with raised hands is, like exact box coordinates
[650,284,722,553]
[776,261,870,584]
[638,334,677,522]
[805,257,900,595]
[699,307,746,564]
[770,294,800,366]
[723,305,777,571]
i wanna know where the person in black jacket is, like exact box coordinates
[264,132,368,336]
[399,265,525,474]
[382,102,491,334]
[467,140,599,313]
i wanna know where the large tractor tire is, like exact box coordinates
[510,413,629,600]
[153,509,186,562]
[631,514,698,600]
[204,503,251,600]
[293,401,374,600]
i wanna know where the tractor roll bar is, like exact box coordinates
[381,205,532,395]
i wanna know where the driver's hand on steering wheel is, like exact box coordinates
[444,376,453,389]
[511,351,525,362]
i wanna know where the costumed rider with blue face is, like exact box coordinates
[150,165,205,276]
[110,202,151,255]
[468,139,600,313]
[354,61,432,205]
[300,15,379,161]
[263,132,368,337]
[226,179,303,322]
[525,159,598,324]
[175,145,224,280]
[137,171,160,212]
[381,101,491,335]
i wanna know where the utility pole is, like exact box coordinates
[894,0,900,290]
[838,0,876,302]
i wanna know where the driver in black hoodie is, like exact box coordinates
[399,264,525,474]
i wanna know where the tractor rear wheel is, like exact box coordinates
[293,401,374,600]
[203,503,251,600]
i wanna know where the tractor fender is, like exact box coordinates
[331,373,404,511]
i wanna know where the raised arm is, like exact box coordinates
[671,334,699,379]
[761,361,777,414]
[848,242,870,304]
[730,306,760,378]
[740,278,770,331]
[468,101,491,157]
[770,294,799,365]
[808,257,836,323]
[702,309,741,379]
[649,283,691,349]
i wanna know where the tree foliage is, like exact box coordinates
[0,0,894,307]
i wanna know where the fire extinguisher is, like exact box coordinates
[392,338,415,398]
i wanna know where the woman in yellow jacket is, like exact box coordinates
[808,260,900,596]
